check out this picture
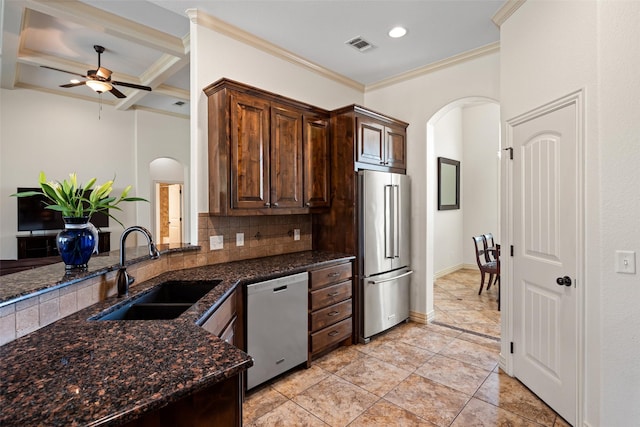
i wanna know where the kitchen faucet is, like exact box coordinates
[116,226,161,297]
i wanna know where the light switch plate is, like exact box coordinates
[236,232,244,247]
[615,250,636,274]
[294,229,300,241]
[210,235,223,251]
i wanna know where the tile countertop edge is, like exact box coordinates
[0,250,355,427]
[0,244,200,307]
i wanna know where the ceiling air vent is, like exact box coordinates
[173,101,186,106]
[345,36,373,52]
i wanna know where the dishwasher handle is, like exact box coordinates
[273,285,288,293]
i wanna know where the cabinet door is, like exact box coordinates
[230,93,271,209]
[385,124,407,170]
[356,117,385,166]
[271,105,303,208]
[303,114,330,208]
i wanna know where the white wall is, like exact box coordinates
[433,107,463,274]
[364,52,500,320]
[499,0,640,424]
[0,88,189,259]
[135,110,190,243]
[462,103,500,267]
[597,1,640,424]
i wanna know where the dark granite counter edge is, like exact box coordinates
[0,250,355,427]
[0,244,199,307]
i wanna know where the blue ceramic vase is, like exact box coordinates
[56,217,96,270]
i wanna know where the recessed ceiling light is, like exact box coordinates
[388,26,407,38]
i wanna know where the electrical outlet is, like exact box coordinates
[236,232,244,247]
[615,250,636,274]
[209,235,223,251]
[294,229,300,241]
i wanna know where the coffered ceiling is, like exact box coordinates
[1,0,504,117]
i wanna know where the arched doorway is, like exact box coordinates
[425,97,501,336]
[150,158,187,245]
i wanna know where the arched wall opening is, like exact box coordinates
[423,97,500,321]
[149,157,189,246]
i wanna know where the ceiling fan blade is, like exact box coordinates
[60,82,87,88]
[112,81,152,91]
[41,65,87,78]
[109,86,127,99]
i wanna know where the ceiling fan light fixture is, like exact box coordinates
[388,26,407,38]
[86,80,112,93]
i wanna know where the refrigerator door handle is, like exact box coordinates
[368,270,414,284]
[384,185,394,259]
[393,184,400,259]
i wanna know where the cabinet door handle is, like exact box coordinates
[264,202,271,207]
[328,272,341,278]
[328,311,340,317]
[327,291,340,297]
[305,202,311,207]
[328,330,339,337]
[273,203,279,207]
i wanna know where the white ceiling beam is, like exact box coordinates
[0,1,26,89]
[114,52,189,110]
[24,0,188,57]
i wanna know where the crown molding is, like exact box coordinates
[492,0,527,27]
[366,42,500,92]
[186,9,364,92]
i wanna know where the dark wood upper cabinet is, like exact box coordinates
[204,78,330,215]
[271,104,303,208]
[303,114,330,208]
[352,107,407,172]
[230,92,271,210]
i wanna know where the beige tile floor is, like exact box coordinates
[243,269,570,426]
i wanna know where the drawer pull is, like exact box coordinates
[327,291,340,297]
[328,272,341,278]
[328,330,339,337]
[328,311,340,317]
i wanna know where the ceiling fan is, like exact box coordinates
[41,45,152,99]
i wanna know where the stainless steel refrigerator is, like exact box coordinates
[359,170,413,342]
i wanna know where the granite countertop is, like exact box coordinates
[0,250,354,426]
[0,243,199,306]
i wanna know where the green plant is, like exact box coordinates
[11,172,147,227]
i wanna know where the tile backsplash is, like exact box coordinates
[197,214,312,264]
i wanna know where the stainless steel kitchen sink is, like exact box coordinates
[91,280,221,321]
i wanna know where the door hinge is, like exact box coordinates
[510,342,514,354]
[504,147,513,160]
[510,245,514,256]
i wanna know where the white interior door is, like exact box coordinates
[168,184,182,244]
[511,98,580,425]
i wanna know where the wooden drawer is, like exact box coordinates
[311,317,352,354]
[201,290,237,336]
[309,262,352,289]
[219,315,237,346]
[310,299,352,332]
[310,280,352,311]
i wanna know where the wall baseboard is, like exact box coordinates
[434,264,478,279]
[410,310,433,324]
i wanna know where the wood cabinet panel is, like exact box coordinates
[271,104,303,208]
[303,115,330,208]
[310,299,352,331]
[310,317,352,353]
[230,93,271,210]
[309,262,352,289]
[202,290,238,337]
[310,280,352,311]
[385,124,407,170]
[357,119,385,166]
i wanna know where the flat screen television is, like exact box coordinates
[17,187,109,232]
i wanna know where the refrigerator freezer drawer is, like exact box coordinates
[363,268,413,339]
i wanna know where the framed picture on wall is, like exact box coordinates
[438,157,460,210]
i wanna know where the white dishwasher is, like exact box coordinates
[246,272,308,390]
